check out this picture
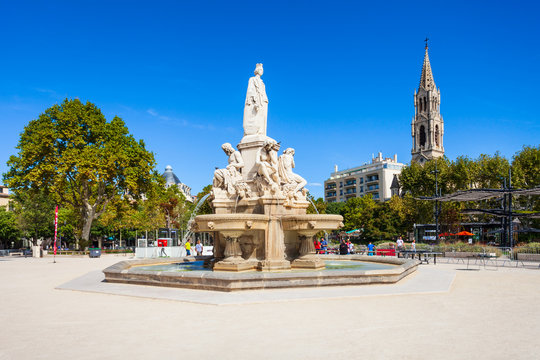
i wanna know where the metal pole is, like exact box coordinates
[502,178,507,246]
[433,161,440,242]
[508,168,513,249]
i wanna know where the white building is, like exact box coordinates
[0,185,10,209]
[324,152,405,202]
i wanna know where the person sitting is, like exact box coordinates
[314,238,321,254]
[339,239,348,255]
[320,237,328,254]
[347,239,354,254]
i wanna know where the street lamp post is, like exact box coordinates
[432,161,442,242]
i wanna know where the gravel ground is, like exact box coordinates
[1,255,539,360]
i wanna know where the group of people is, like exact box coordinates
[396,236,416,251]
[313,237,355,255]
[339,238,355,255]
[311,236,416,257]
[184,239,204,256]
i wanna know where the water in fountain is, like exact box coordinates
[307,192,329,240]
[306,193,320,215]
[181,193,211,245]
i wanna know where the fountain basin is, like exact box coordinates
[194,213,269,232]
[194,214,270,272]
[281,214,343,270]
[281,214,343,233]
[103,255,419,292]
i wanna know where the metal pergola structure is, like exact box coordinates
[418,169,540,247]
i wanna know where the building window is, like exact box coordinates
[435,124,440,147]
[359,186,363,192]
[420,125,426,147]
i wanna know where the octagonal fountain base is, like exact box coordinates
[103,255,419,292]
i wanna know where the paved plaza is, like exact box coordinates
[1,255,540,359]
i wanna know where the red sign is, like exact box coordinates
[54,206,59,255]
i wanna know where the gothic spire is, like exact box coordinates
[419,42,436,91]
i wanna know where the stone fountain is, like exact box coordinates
[102,64,419,291]
[192,63,343,272]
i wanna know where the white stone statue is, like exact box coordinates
[213,143,244,195]
[278,148,307,195]
[243,63,268,137]
[255,139,280,192]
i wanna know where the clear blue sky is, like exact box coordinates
[1,1,538,198]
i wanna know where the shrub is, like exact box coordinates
[514,242,540,254]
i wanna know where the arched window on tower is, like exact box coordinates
[435,125,440,147]
[424,97,427,111]
[420,125,426,147]
[419,99,422,112]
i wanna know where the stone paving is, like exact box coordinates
[1,255,540,359]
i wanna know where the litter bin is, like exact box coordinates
[89,248,101,258]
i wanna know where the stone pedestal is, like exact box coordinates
[258,198,291,272]
[214,231,256,272]
[291,233,325,270]
[237,138,268,181]
[214,261,257,272]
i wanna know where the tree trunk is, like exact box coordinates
[81,208,95,244]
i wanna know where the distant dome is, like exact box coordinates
[162,166,182,187]
[161,166,193,202]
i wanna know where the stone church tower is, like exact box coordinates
[411,41,444,163]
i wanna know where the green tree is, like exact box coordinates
[159,186,191,232]
[194,185,213,215]
[475,152,510,188]
[307,195,327,214]
[0,208,21,249]
[4,99,156,246]
[341,195,378,240]
[512,145,540,189]
[448,156,478,192]
[326,201,346,215]
[11,189,55,245]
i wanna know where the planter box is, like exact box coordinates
[444,252,476,258]
[517,253,540,262]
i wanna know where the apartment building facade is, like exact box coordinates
[324,152,404,203]
[0,185,10,209]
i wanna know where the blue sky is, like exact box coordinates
[1,1,538,198]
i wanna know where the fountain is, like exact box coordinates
[191,63,342,272]
[103,64,418,291]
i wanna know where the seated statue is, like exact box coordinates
[213,143,245,196]
[255,139,281,192]
[278,148,308,202]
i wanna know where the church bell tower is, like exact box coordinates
[411,39,444,164]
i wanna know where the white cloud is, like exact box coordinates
[308,182,322,187]
[146,108,214,131]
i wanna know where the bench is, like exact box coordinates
[376,249,396,257]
